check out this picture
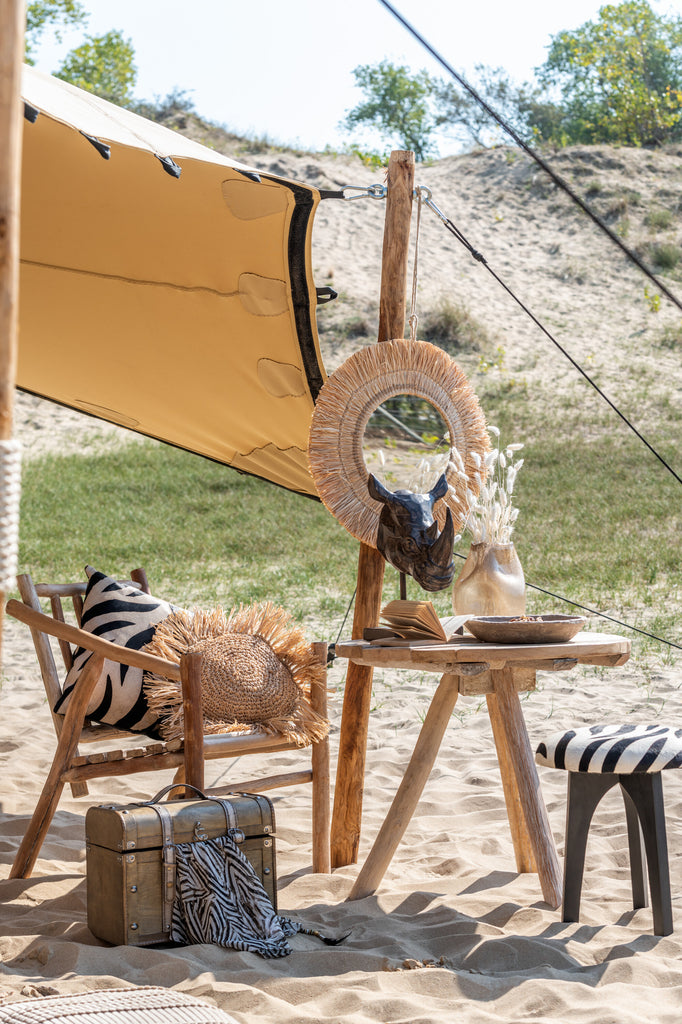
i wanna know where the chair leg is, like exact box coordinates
[620,773,673,936]
[620,781,648,910]
[9,780,66,879]
[311,642,331,873]
[563,772,619,923]
[180,650,205,796]
[9,652,105,879]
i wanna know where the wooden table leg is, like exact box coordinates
[486,690,537,874]
[488,667,562,908]
[347,673,459,901]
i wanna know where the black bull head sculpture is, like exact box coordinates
[367,473,456,592]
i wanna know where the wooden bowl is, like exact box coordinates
[465,614,587,645]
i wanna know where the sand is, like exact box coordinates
[1,519,681,1020]
[2,142,682,1021]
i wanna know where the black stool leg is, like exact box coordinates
[620,780,648,910]
[620,773,672,936]
[563,772,619,923]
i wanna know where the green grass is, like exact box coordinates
[514,433,681,610]
[645,207,674,231]
[17,423,681,649]
[420,299,489,353]
[651,242,682,271]
[18,443,360,634]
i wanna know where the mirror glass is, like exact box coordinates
[363,394,451,492]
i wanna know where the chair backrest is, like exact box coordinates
[16,569,150,737]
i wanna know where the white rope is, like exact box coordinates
[408,189,423,343]
[0,440,22,592]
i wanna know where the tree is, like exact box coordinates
[343,60,563,155]
[434,66,546,147]
[25,0,87,64]
[55,29,137,107]
[537,0,682,146]
[343,61,439,160]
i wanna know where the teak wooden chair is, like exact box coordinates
[6,570,331,879]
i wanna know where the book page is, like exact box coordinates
[380,600,446,641]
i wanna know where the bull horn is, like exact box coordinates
[430,507,455,563]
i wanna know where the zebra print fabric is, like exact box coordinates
[170,833,302,958]
[535,723,682,774]
[55,569,175,736]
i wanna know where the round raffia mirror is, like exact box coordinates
[308,339,490,548]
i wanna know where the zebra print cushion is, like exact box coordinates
[535,723,682,775]
[54,570,176,736]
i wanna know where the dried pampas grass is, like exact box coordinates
[144,602,329,747]
[308,339,489,546]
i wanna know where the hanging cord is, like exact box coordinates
[421,194,682,488]
[525,582,682,651]
[0,440,22,592]
[328,586,357,665]
[449,552,681,650]
[377,0,682,317]
[408,187,424,342]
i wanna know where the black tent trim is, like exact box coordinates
[260,174,326,402]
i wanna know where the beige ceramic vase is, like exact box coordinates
[453,541,526,617]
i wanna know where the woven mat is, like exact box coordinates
[0,987,237,1024]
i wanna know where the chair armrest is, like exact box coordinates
[6,598,182,682]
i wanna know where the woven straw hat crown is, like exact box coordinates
[143,603,330,747]
[190,632,298,723]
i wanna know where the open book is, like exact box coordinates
[376,600,470,643]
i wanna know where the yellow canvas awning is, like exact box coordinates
[18,66,327,496]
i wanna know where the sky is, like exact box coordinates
[29,0,682,157]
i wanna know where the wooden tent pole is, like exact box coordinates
[0,0,25,664]
[330,150,415,869]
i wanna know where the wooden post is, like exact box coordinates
[0,0,25,664]
[330,150,415,868]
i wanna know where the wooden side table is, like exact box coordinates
[333,631,631,907]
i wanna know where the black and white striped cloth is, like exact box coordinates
[535,724,682,775]
[171,833,305,958]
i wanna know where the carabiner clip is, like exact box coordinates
[341,184,387,201]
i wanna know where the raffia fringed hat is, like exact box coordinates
[308,339,490,546]
[143,602,329,747]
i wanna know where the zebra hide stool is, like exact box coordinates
[535,723,682,936]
